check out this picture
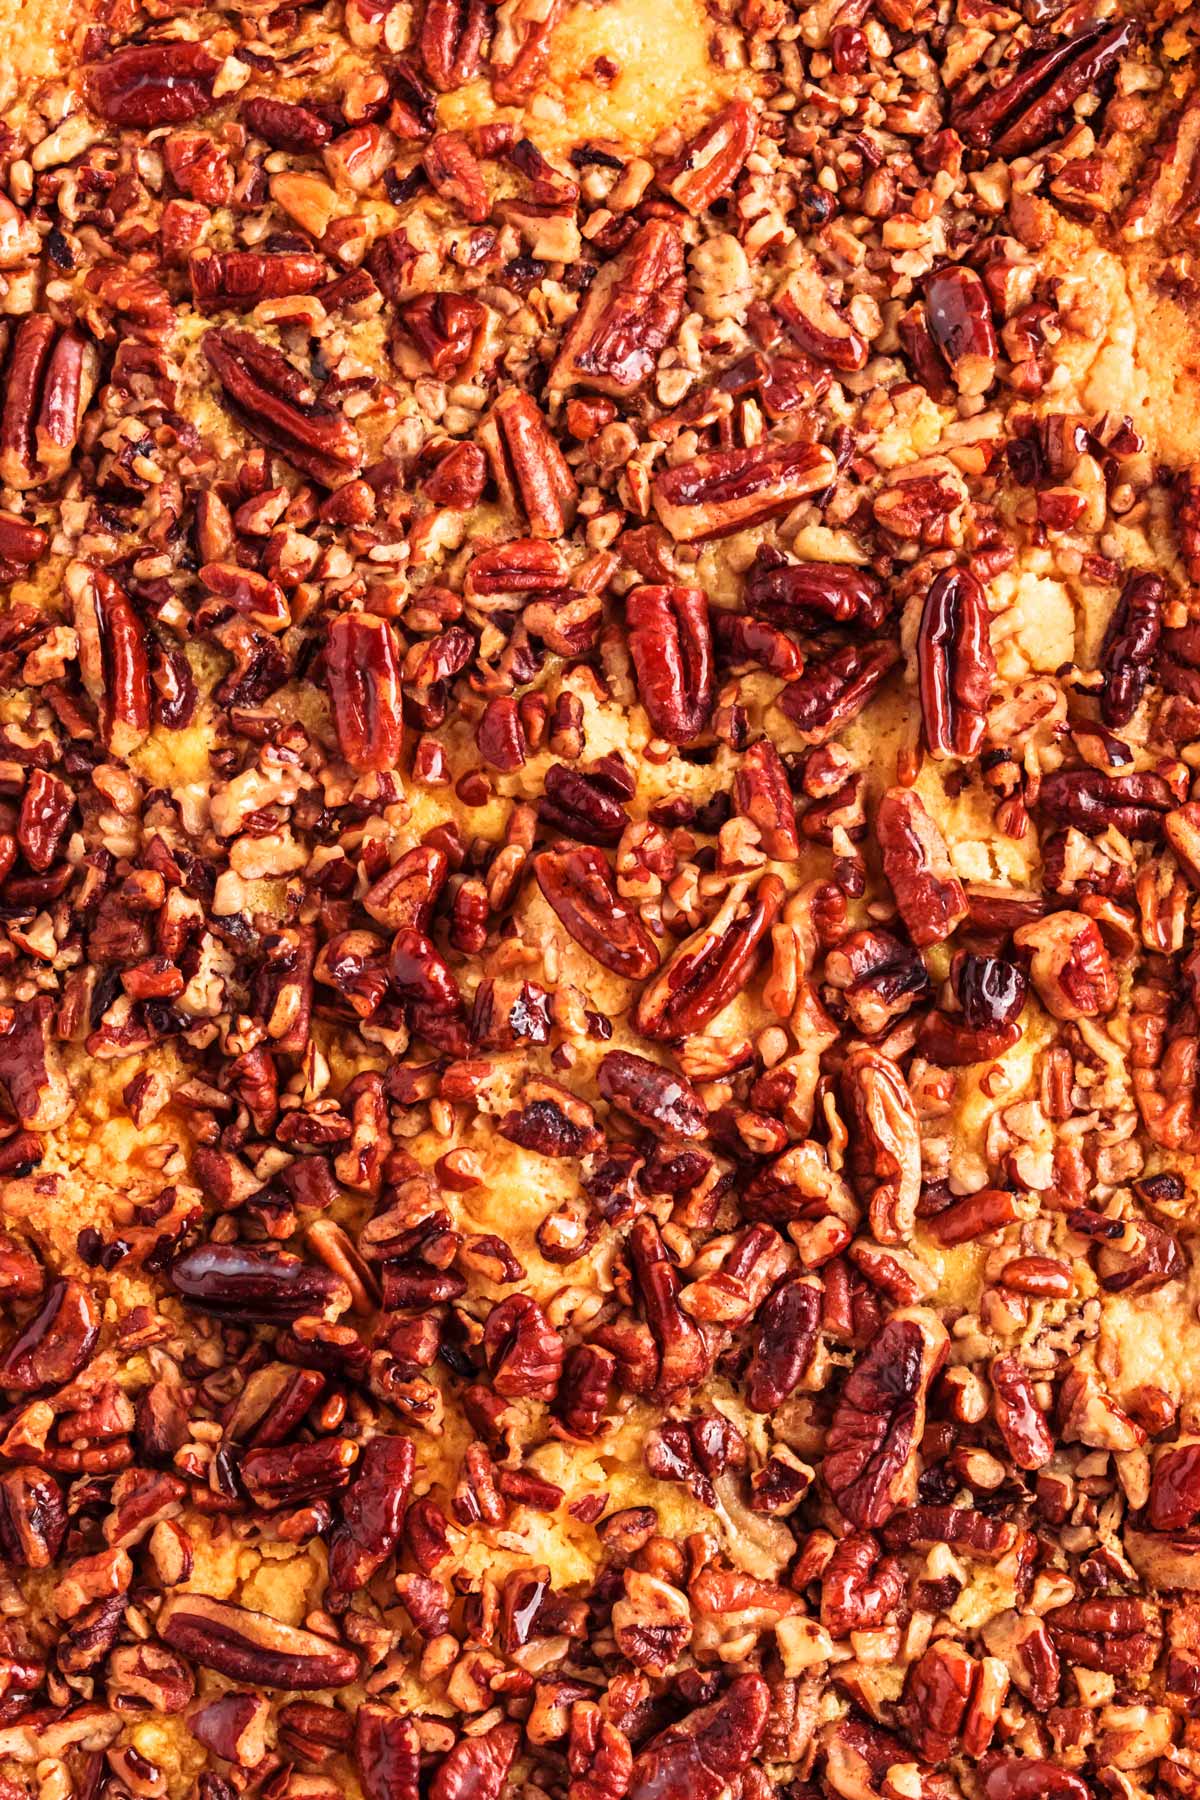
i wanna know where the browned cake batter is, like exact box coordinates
[2,0,1200,1796]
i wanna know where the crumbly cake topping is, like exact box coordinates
[2,0,1200,1796]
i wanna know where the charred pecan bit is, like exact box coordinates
[744,1277,820,1412]
[636,873,784,1040]
[1099,571,1162,728]
[824,1307,947,1527]
[159,1595,358,1689]
[534,847,659,980]
[917,567,994,759]
[327,1434,415,1609]
[65,562,151,758]
[876,788,968,948]
[202,328,363,487]
[656,102,758,212]
[326,613,404,772]
[1039,769,1172,839]
[480,389,577,537]
[842,1046,921,1245]
[628,1673,769,1800]
[952,21,1138,159]
[924,266,998,397]
[744,550,888,632]
[626,585,714,745]
[652,440,837,543]
[87,41,219,125]
[778,638,900,743]
[549,220,685,395]
[597,1051,707,1138]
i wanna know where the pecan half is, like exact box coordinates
[842,1046,921,1244]
[990,1352,1054,1471]
[87,42,219,126]
[652,440,836,542]
[626,585,714,744]
[744,1277,821,1412]
[774,257,868,372]
[824,1307,947,1527]
[744,551,888,632]
[480,389,577,536]
[533,847,660,980]
[203,327,363,487]
[636,874,784,1040]
[191,250,326,312]
[158,1595,358,1688]
[917,567,994,759]
[924,266,998,396]
[549,220,685,395]
[326,613,404,772]
[778,639,900,743]
[629,1674,769,1800]
[734,739,800,860]
[169,1243,351,1321]
[328,1434,415,1608]
[1,318,100,490]
[1099,571,1162,728]
[65,562,151,757]
[1013,912,1117,1019]
[876,788,968,948]
[953,21,1138,158]
[655,103,758,213]
[0,1278,98,1391]
[420,0,490,90]
[597,1051,707,1138]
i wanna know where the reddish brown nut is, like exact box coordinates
[924,266,998,396]
[1040,769,1172,839]
[733,739,800,860]
[626,585,714,745]
[479,388,577,537]
[0,1277,99,1392]
[534,847,660,980]
[597,1051,707,1138]
[744,550,888,632]
[1100,571,1162,729]
[423,130,490,221]
[326,613,404,772]
[917,567,994,759]
[655,102,758,212]
[778,638,900,743]
[549,220,685,395]
[1149,1441,1200,1530]
[981,1762,1090,1800]
[419,0,489,90]
[900,1639,977,1762]
[0,1467,66,1568]
[1045,1596,1161,1676]
[926,1187,1022,1244]
[744,1277,821,1412]
[824,1307,947,1527]
[431,1723,521,1800]
[819,1532,904,1638]
[328,1435,415,1608]
[876,787,968,948]
[241,95,334,150]
[484,1294,564,1400]
[17,770,74,874]
[652,440,837,543]
[170,1243,351,1322]
[203,327,363,487]
[356,1706,421,1800]
[400,292,490,380]
[842,1046,921,1245]
[990,1353,1054,1471]
[629,1216,710,1399]
[65,562,151,758]
[628,1673,769,1800]
[1013,912,1117,1020]
[952,20,1138,159]
[190,250,326,312]
[774,255,868,372]
[87,41,219,126]
[159,1594,358,1688]
[635,873,784,1040]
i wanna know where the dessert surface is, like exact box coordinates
[3,0,1200,1796]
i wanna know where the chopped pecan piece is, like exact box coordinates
[652,441,836,542]
[549,220,685,395]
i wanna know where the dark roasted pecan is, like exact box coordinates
[953,21,1138,158]
[825,1307,947,1526]
[550,220,685,394]
[66,562,151,757]
[1099,571,1162,728]
[0,1467,66,1567]
[744,1277,820,1412]
[652,441,836,542]
[159,1595,358,1688]
[626,585,714,744]
[819,1532,904,1638]
[980,1763,1089,1800]
[326,613,404,772]
[203,328,363,487]
[734,739,801,860]
[900,1640,977,1763]
[0,317,100,489]
[87,42,219,125]
[636,874,784,1040]
[534,848,660,980]
[656,103,758,212]
[420,0,489,89]
[328,1434,415,1608]
[876,788,968,947]
[744,551,888,632]
[357,1706,421,1800]
[917,567,994,759]
[629,1217,710,1399]
[241,96,333,150]
[1038,769,1172,839]
[597,1051,707,1138]
[1045,1597,1160,1675]
[431,1723,521,1800]
[484,1294,564,1399]
[627,1674,769,1800]
[1013,912,1117,1020]
[778,639,900,742]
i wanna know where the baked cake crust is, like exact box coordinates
[2,0,1200,1796]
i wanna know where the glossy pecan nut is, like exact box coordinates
[202,327,363,487]
[635,873,784,1040]
[65,561,151,758]
[824,1307,947,1527]
[1099,570,1162,728]
[734,738,801,861]
[549,220,685,395]
[952,21,1138,159]
[158,1595,358,1689]
[652,440,836,542]
[533,847,660,980]
[655,102,759,212]
[87,41,220,126]
[924,266,998,396]
[325,612,405,772]
[876,787,968,947]
[774,256,868,372]
[479,389,578,537]
[744,549,888,631]
[626,584,714,744]
[916,566,994,759]
[0,316,101,490]
[841,1045,922,1244]
[778,639,900,744]
[190,250,327,312]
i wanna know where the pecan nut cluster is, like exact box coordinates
[2,0,1200,1797]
